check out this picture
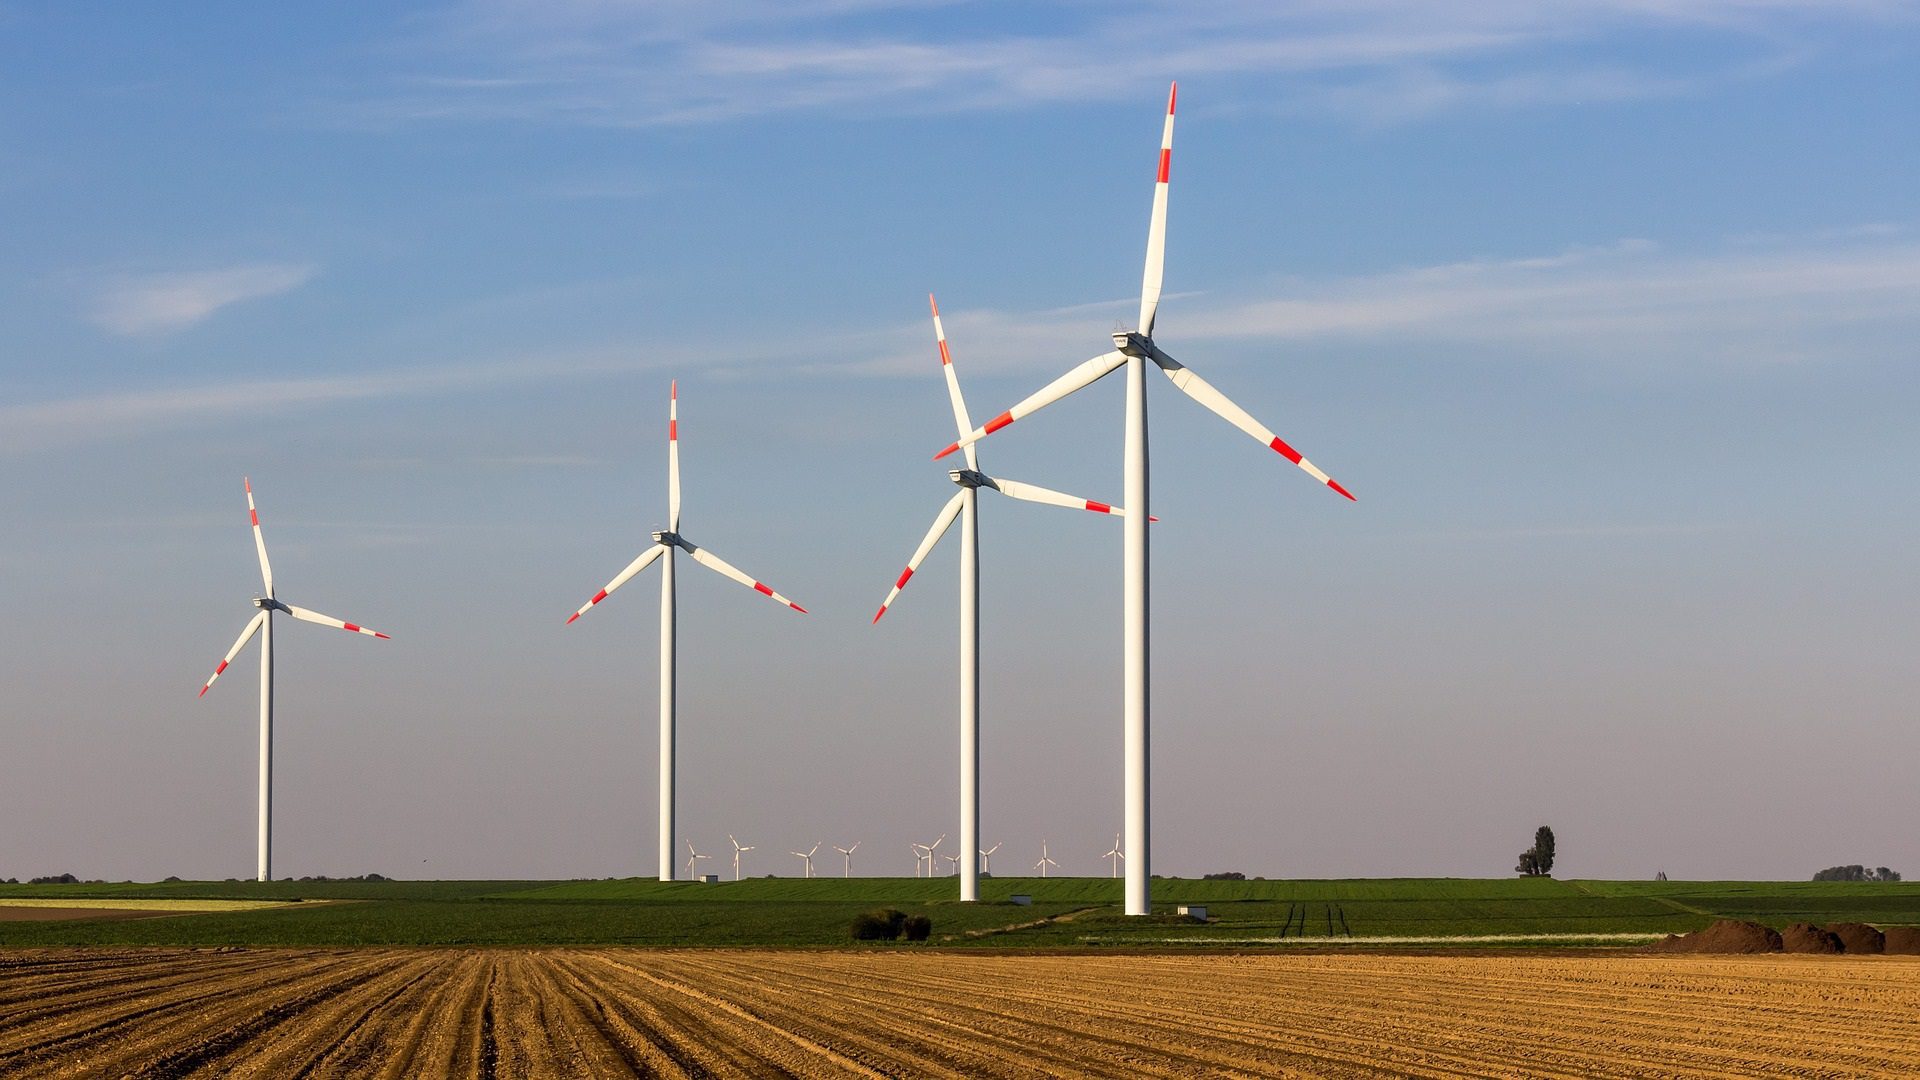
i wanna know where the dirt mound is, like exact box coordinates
[1781,923,1844,954]
[1825,923,1884,954]
[1884,927,1920,955]
[1648,919,1782,954]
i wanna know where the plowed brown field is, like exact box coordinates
[2,949,1916,1077]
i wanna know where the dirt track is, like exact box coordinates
[2,949,1917,1077]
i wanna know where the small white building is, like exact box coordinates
[699,874,719,884]
[1177,905,1208,921]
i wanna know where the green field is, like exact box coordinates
[0,876,1912,948]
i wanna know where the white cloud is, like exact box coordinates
[336,0,1914,128]
[827,231,1920,376]
[90,263,318,336]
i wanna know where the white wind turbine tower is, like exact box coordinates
[876,295,1135,904]
[729,834,755,881]
[979,842,1002,876]
[1103,834,1125,879]
[937,83,1355,915]
[685,840,709,880]
[910,842,931,878]
[198,479,390,883]
[1033,840,1058,879]
[942,853,961,876]
[567,382,808,881]
[789,843,820,878]
[834,842,859,878]
[925,833,946,880]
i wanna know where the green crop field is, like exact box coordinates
[0,876,1913,948]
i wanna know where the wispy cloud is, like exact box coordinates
[90,263,317,336]
[335,0,1914,128]
[828,229,1920,376]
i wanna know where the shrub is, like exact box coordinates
[851,908,908,941]
[29,873,78,885]
[902,914,933,942]
[1202,871,1247,881]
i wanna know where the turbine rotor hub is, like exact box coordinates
[949,469,989,489]
[1114,330,1152,356]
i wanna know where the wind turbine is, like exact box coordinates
[198,479,389,883]
[925,833,946,880]
[942,853,961,876]
[1034,840,1058,879]
[729,834,755,881]
[567,382,808,881]
[685,840,709,881]
[1103,834,1125,879]
[980,842,1002,876]
[936,84,1355,915]
[876,294,1134,904]
[834,841,859,878]
[910,842,930,878]
[790,843,819,878]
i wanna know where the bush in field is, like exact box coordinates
[902,915,933,942]
[851,908,908,941]
[29,873,79,885]
[1203,871,1247,880]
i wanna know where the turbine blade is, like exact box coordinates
[285,605,391,639]
[245,478,273,597]
[567,543,667,624]
[986,475,1138,518]
[935,350,1126,459]
[198,610,267,697]
[668,380,681,532]
[872,490,966,623]
[684,541,807,613]
[1150,347,1356,501]
[930,293,977,470]
[1140,81,1176,337]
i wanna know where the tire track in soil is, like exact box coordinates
[583,952,898,1079]
[115,952,413,1080]
[510,949,669,1077]
[0,950,383,1077]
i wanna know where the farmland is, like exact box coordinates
[3,948,1918,1077]
[0,876,1914,947]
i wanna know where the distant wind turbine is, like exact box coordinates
[729,834,755,881]
[979,842,1002,876]
[834,842,859,878]
[874,294,1134,903]
[685,840,709,881]
[198,479,389,883]
[935,84,1355,915]
[1034,840,1058,878]
[1103,834,1126,879]
[566,382,807,881]
[789,843,820,879]
[910,842,931,878]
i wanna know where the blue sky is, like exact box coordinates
[2,1,1917,882]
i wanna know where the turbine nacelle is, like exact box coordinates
[250,597,289,613]
[650,530,685,549]
[1113,330,1152,357]
[948,469,992,490]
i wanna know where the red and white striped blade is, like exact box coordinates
[1150,348,1355,501]
[935,350,1126,460]
[685,541,807,613]
[245,477,273,597]
[987,476,1137,518]
[198,610,267,697]
[1139,81,1176,338]
[286,604,391,639]
[930,293,977,470]
[567,543,667,624]
[872,489,965,623]
[668,380,681,532]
